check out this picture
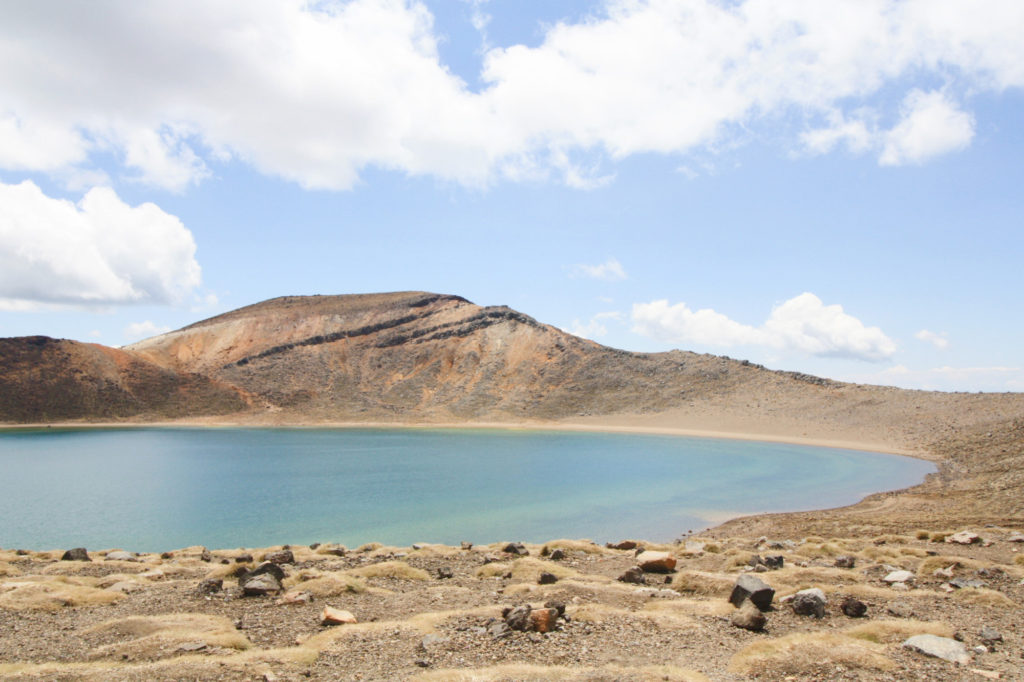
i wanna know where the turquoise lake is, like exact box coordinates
[0,427,934,553]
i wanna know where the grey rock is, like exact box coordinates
[946,531,981,545]
[200,549,212,562]
[791,588,826,618]
[197,578,223,594]
[245,561,286,582]
[460,541,473,550]
[763,555,784,570]
[841,597,867,618]
[61,548,90,562]
[548,548,567,561]
[436,567,454,580]
[241,572,282,596]
[731,601,766,631]
[418,633,449,651]
[502,542,528,556]
[1006,533,1024,543]
[887,601,913,618]
[538,571,558,585]
[618,566,646,584]
[834,555,856,569]
[949,578,986,589]
[544,600,566,617]
[104,550,135,562]
[488,621,511,639]
[235,554,253,563]
[264,550,294,565]
[903,634,972,665]
[882,570,915,584]
[729,574,775,611]
[504,605,532,631]
[978,626,1002,646]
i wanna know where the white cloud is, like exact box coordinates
[632,292,896,361]
[915,329,950,350]
[570,257,627,281]
[0,1,1021,189]
[880,90,975,166]
[0,180,201,308]
[567,311,622,340]
[124,320,173,340]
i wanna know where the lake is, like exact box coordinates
[0,427,934,553]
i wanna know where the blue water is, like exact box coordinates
[0,427,933,553]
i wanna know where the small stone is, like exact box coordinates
[529,607,559,633]
[504,605,532,631]
[887,601,913,618]
[978,626,1002,646]
[176,641,208,652]
[488,621,511,639]
[636,550,677,573]
[972,645,988,655]
[683,540,705,553]
[502,542,528,556]
[235,554,254,563]
[548,548,566,561]
[320,606,357,625]
[933,565,957,579]
[946,531,982,545]
[903,634,972,665]
[104,550,135,562]
[436,567,454,580]
[414,659,430,668]
[246,561,287,582]
[544,600,566,617]
[308,542,321,550]
[791,588,826,618]
[276,590,314,605]
[834,555,856,569]
[200,549,212,562]
[264,550,294,565]
[882,570,915,584]
[618,566,646,584]
[731,601,766,631]
[763,555,784,570]
[106,581,143,594]
[61,548,90,562]
[197,578,223,594]
[460,541,473,550]
[538,571,558,585]
[1006,533,1024,543]
[841,597,867,618]
[949,578,986,589]
[412,543,424,551]
[160,552,173,560]
[729,574,775,611]
[607,540,638,550]
[418,633,448,651]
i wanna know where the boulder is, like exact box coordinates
[1006,533,1024,543]
[235,554,254,563]
[887,601,913,618]
[241,572,282,596]
[841,597,867,618]
[200,549,213,562]
[264,550,294,565]
[502,542,528,556]
[731,601,766,631]
[245,561,287,582]
[834,555,856,569]
[529,607,559,633]
[460,541,473,550]
[763,555,784,570]
[636,551,677,573]
[791,588,826,618]
[503,605,532,631]
[729,574,775,611]
[617,566,646,585]
[606,540,638,550]
[321,606,357,625]
[548,548,567,561]
[538,572,558,585]
[418,633,448,651]
[903,634,971,665]
[882,570,915,584]
[946,531,981,545]
[61,548,90,562]
[436,567,454,580]
[104,550,135,562]
[197,578,223,594]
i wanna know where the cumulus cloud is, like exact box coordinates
[632,293,896,361]
[0,1,1021,189]
[0,180,201,308]
[124,320,173,340]
[841,364,1024,392]
[570,257,627,281]
[567,311,622,340]
[880,90,975,166]
[915,329,950,350]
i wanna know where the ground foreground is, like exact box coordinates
[1,528,1022,681]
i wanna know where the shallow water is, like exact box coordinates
[0,427,933,552]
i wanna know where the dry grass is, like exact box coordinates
[729,632,894,676]
[0,561,22,577]
[772,566,864,592]
[915,554,986,577]
[844,619,953,643]
[203,562,250,581]
[286,570,366,596]
[914,529,932,540]
[356,542,382,552]
[643,598,733,617]
[799,542,843,558]
[85,613,251,661]
[346,560,430,581]
[859,546,902,562]
[0,576,124,611]
[474,557,582,583]
[540,539,611,555]
[412,663,709,681]
[569,603,696,631]
[952,588,1018,607]
[1016,554,1024,566]
[670,570,734,597]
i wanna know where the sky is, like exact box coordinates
[1,0,1022,392]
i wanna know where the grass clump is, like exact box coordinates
[0,576,124,611]
[286,570,366,596]
[952,588,1017,607]
[844,619,953,644]
[729,632,893,676]
[541,539,609,555]
[1016,554,1024,567]
[670,571,734,597]
[346,561,429,581]
[86,613,251,661]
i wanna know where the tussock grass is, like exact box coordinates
[929,532,951,543]
[86,613,251,661]
[772,566,864,592]
[568,603,696,630]
[412,663,709,681]
[844,619,953,643]
[670,570,734,597]
[0,561,22,577]
[356,542,382,552]
[286,570,366,596]
[914,529,932,540]
[643,598,733,617]
[729,632,894,676]
[899,547,929,558]
[1016,554,1024,567]
[346,560,429,581]
[952,588,1017,607]
[474,557,582,583]
[799,542,843,558]
[872,534,911,545]
[203,562,250,580]
[541,539,610,555]
[916,555,986,578]
[0,576,124,611]
[859,546,902,562]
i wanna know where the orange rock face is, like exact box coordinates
[320,606,357,625]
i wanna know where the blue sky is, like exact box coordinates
[1,0,1022,392]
